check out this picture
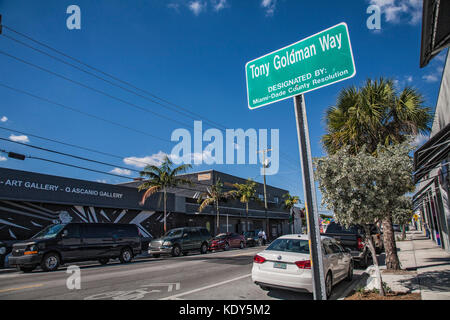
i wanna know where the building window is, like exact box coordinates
[274,196,279,204]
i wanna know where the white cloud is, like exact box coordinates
[0,156,7,162]
[124,151,170,168]
[413,134,429,146]
[261,0,277,16]
[422,74,439,83]
[96,179,107,183]
[211,0,228,11]
[369,0,422,25]
[110,168,132,176]
[9,134,29,143]
[0,116,7,122]
[167,3,180,12]
[188,1,206,16]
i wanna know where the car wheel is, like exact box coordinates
[119,247,133,263]
[19,266,36,273]
[224,242,230,251]
[41,252,60,272]
[325,272,333,299]
[172,245,181,257]
[239,241,244,249]
[98,258,109,265]
[200,243,208,254]
[152,254,161,258]
[346,261,353,281]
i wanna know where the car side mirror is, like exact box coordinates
[183,233,188,238]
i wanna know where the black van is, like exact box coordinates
[9,223,142,272]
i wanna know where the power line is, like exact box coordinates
[2,33,218,128]
[1,24,301,171]
[0,49,193,129]
[2,25,224,129]
[0,137,141,174]
[0,82,172,143]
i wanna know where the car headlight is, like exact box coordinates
[0,247,6,255]
[163,241,172,246]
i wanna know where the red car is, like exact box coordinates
[209,233,246,251]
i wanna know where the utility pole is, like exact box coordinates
[294,94,327,300]
[257,148,272,242]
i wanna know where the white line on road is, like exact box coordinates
[160,274,252,300]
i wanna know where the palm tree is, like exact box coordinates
[197,179,230,235]
[229,179,258,232]
[283,193,300,233]
[322,78,432,270]
[323,78,431,155]
[138,156,192,234]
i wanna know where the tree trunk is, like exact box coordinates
[365,225,385,296]
[402,224,406,241]
[246,202,249,232]
[163,188,167,234]
[216,200,220,235]
[382,216,401,270]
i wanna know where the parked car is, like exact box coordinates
[252,234,353,298]
[8,223,142,272]
[209,232,246,251]
[243,230,263,247]
[149,227,212,257]
[0,241,6,268]
[323,222,383,268]
[393,224,402,232]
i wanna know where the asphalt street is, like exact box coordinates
[0,246,363,300]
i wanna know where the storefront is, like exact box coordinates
[413,50,450,252]
[0,167,172,242]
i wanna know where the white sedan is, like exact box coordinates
[252,234,353,298]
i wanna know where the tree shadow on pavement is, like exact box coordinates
[398,270,450,293]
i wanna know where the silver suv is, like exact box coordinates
[149,227,212,257]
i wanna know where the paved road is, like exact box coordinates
[0,246,363,300]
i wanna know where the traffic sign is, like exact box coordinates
[245,22,356,110]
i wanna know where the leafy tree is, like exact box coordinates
[392,202,414,240]
[283,193,300,233]
[315,142,414,296]
[229,179,258,232]
[138,156,192,234]
[197,179,231,235]
[322,78,431,270]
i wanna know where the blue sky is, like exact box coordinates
[0,0,447,213]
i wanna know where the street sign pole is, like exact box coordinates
[293,94,327,300]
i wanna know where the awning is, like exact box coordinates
[420,0,450,68]
[414,123,450,183]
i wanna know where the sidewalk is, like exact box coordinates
[374,230,450,300]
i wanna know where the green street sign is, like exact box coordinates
[245,22,356,110]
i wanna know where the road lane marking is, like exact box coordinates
[160,274,252,300]
[0,283,43,293]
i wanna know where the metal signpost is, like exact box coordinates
[245,22,356,300]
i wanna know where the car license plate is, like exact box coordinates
[273,262,287,269]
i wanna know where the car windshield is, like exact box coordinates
[164,229,183,238]
[32,224,65,240]
[266,238,310,254]
[214,234,227,240]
